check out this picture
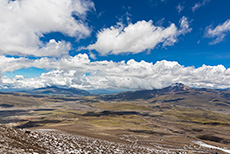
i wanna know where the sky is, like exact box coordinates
[0,0,230,90]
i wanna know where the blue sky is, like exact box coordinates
[38,0,230,67]
[82,0,230,67]
[77,1,225,61]
[0,0,230,90]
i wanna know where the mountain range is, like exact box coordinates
[2,83,230,112]
[99,83,230,112]
[20,86,92,97]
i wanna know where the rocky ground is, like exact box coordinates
[0,125,170,154]
[0,125,221,154]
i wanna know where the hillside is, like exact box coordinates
[0,92,42,107]
[0,125,166,153]
[100,83,230,112]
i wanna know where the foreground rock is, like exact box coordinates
[0,125,170,154]
[0,125,222,154]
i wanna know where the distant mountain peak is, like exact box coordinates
[38,85,59,90]
[164,83,191,92]
[171,83,185,87]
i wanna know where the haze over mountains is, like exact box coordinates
[96,83,230,111]
[0,82,227,95]
[1,82,230,115]
[3,82,230,100]
[19,86,92,97]
[0,83,227,113]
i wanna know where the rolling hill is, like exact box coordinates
[100,83,230,112]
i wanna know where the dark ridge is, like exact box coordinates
[203,122,230,126]
[215,103,228,107]
[151,100,157,103]
[163,98,184,103]
[0,104,14,108]
[198,134,230,144]
[48,97,80,101]
[192,129,203,132]
[16,120,62,128]
[82,110,155,117]
[33,109,55,111]
[0,92,15,95]
[0,110,28,118]
[0,119,27,124]
[82,110,140,117]
[129,130,169,136]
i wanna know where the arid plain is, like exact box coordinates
[1,84,230,153]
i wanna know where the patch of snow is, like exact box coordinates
[194,141,230,153]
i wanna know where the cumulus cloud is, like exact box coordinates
[1,75,45,89]
[85,17,191,55]
[0,53,91,74]
[0,56,33,73]
[1,54,230,90]
[0,0,94,57]
[205,19,230,45]
[192,0,210,12]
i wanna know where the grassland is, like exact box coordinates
[1,91,230,153]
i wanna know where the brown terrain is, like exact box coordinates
[0,84,230,153]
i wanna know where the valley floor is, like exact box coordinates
[1,91,230,153]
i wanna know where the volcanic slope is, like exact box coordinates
[100,83,230,112]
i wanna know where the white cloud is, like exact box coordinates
[0,53,91,73]
[192,0,210,12]
[85,17,191,55]
[1,75,46,89]
[205,19,230,45]
[1,54,230,90]
[178,16,192,35]
[89,51,97,60]
[36,39,72,57]
[176,3,184,13]
[0,56,32,73]
[0,0,94,57]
